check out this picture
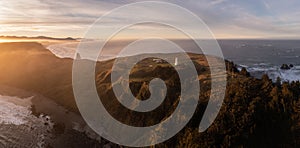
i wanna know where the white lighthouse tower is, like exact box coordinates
[174,57,178,66]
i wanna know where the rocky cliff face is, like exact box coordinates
[0,42,299,147]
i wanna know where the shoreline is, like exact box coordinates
[0,85,104,147]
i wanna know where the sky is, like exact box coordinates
[0,0,299,39]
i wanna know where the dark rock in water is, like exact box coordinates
[280,64,294,70]
[281,64,290,70]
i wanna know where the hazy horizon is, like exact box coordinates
[1,35,300,41]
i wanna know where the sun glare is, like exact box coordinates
[0,39,15,43]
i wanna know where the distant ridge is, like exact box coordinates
[0,35,76,41]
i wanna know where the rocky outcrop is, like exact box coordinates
[280,64,294,70]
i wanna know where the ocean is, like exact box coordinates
[47,39,300,82]
[219,40,300,82]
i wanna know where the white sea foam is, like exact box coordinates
[47,41,116,61]
[0,95,54,147]
[47,42,77,59]
[246,64,300,82]
[253,63,270,66]
[277,70,300,82]
[0,96,32,125]
[0,95,54,127]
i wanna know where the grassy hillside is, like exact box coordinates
[0,42,299,147]
[0,42,75,111]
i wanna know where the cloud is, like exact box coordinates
[262,0,271,10]
[0,0,299,39]
[210,0,227,6]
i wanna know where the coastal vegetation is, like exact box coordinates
[0,42,299,147]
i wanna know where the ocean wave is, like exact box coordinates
[243,64,300,82]
[47,42,77,59]
[46,41,116,61]
[253,63,270,66]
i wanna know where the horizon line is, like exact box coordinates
[1,35,300,41]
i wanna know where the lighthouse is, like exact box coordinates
[174,57,178,66]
